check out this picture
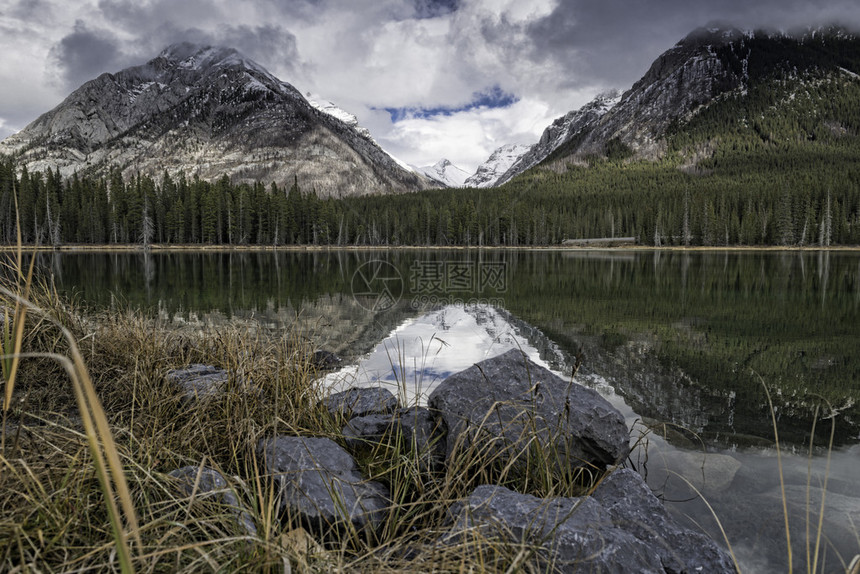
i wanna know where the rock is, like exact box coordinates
[166,364,259,402]
[445,469,735,573]
[397,406,444,463]
[592,469,736,573]
[446,484,664,572]
[342,413,394,449]
[256,436,389,536]
[321,387,399,420]
[340,407,445,471]
[310,350,342,371]
[166,364,229,400]
[168,466,257,537]
[428,349,629,471]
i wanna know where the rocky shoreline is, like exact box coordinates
[166,348,735,572]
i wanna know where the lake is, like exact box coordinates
[39,248,860,573]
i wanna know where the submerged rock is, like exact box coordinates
[256,436,389,536]
[428,349,629,471]
[445,469,734,573]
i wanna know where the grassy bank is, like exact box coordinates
[0,259,608,573]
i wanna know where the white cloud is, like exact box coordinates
[371,96,567,172]
[2,0,860,172]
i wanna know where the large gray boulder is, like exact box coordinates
[428,349,629,470]
[445,469,735,573]
[591,469,736,572]
[256,436,389,536]
[168,465,257,537]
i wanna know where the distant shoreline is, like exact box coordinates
[2,243,860,252]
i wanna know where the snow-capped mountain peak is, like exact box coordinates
[0,42,427,197]
[305,94,373,140]
[464,143,532,188]
[495,90,621,185]
[414,158,471,188]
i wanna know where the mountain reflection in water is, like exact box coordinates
[322,304,562,404]
[322,303,860,574]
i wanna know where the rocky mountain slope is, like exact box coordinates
[0,43,426,197]
[464,143,531,188]
[497,26,860,185]
[496,94,620,185]
[413,158,471,188]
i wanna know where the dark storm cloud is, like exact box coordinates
[95,0,305,76]
[524,0,860,90]
[49,12,302,93]
[97,0,228,30]
[141,23,303,78]
[413,0,459,19]
[49,21,126,89]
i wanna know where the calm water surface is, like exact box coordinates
[41,249,860,573]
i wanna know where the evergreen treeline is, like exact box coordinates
[0,166,342,246]
[1,63,859,247]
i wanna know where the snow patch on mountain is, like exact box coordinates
[464,143,531,188]
[306,94,373,140]
[414,158,471,188]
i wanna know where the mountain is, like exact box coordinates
[305,94,373,140]
[0,42,426,197]
[498,27,860,184]
[413,158,471,188]
[464,143,531,188]
[495,94,620,185]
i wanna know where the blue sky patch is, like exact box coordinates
[381,86,519,122]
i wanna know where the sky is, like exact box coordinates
[1,0,859,173]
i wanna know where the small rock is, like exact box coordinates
[166,364,259,402]
[168,465,257,537]
[342,413,395,449]
[167,364,228,400]
[397,406,445,469]
[321,387,399,420]
[310,350,342,371]
[257,436,389,536]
